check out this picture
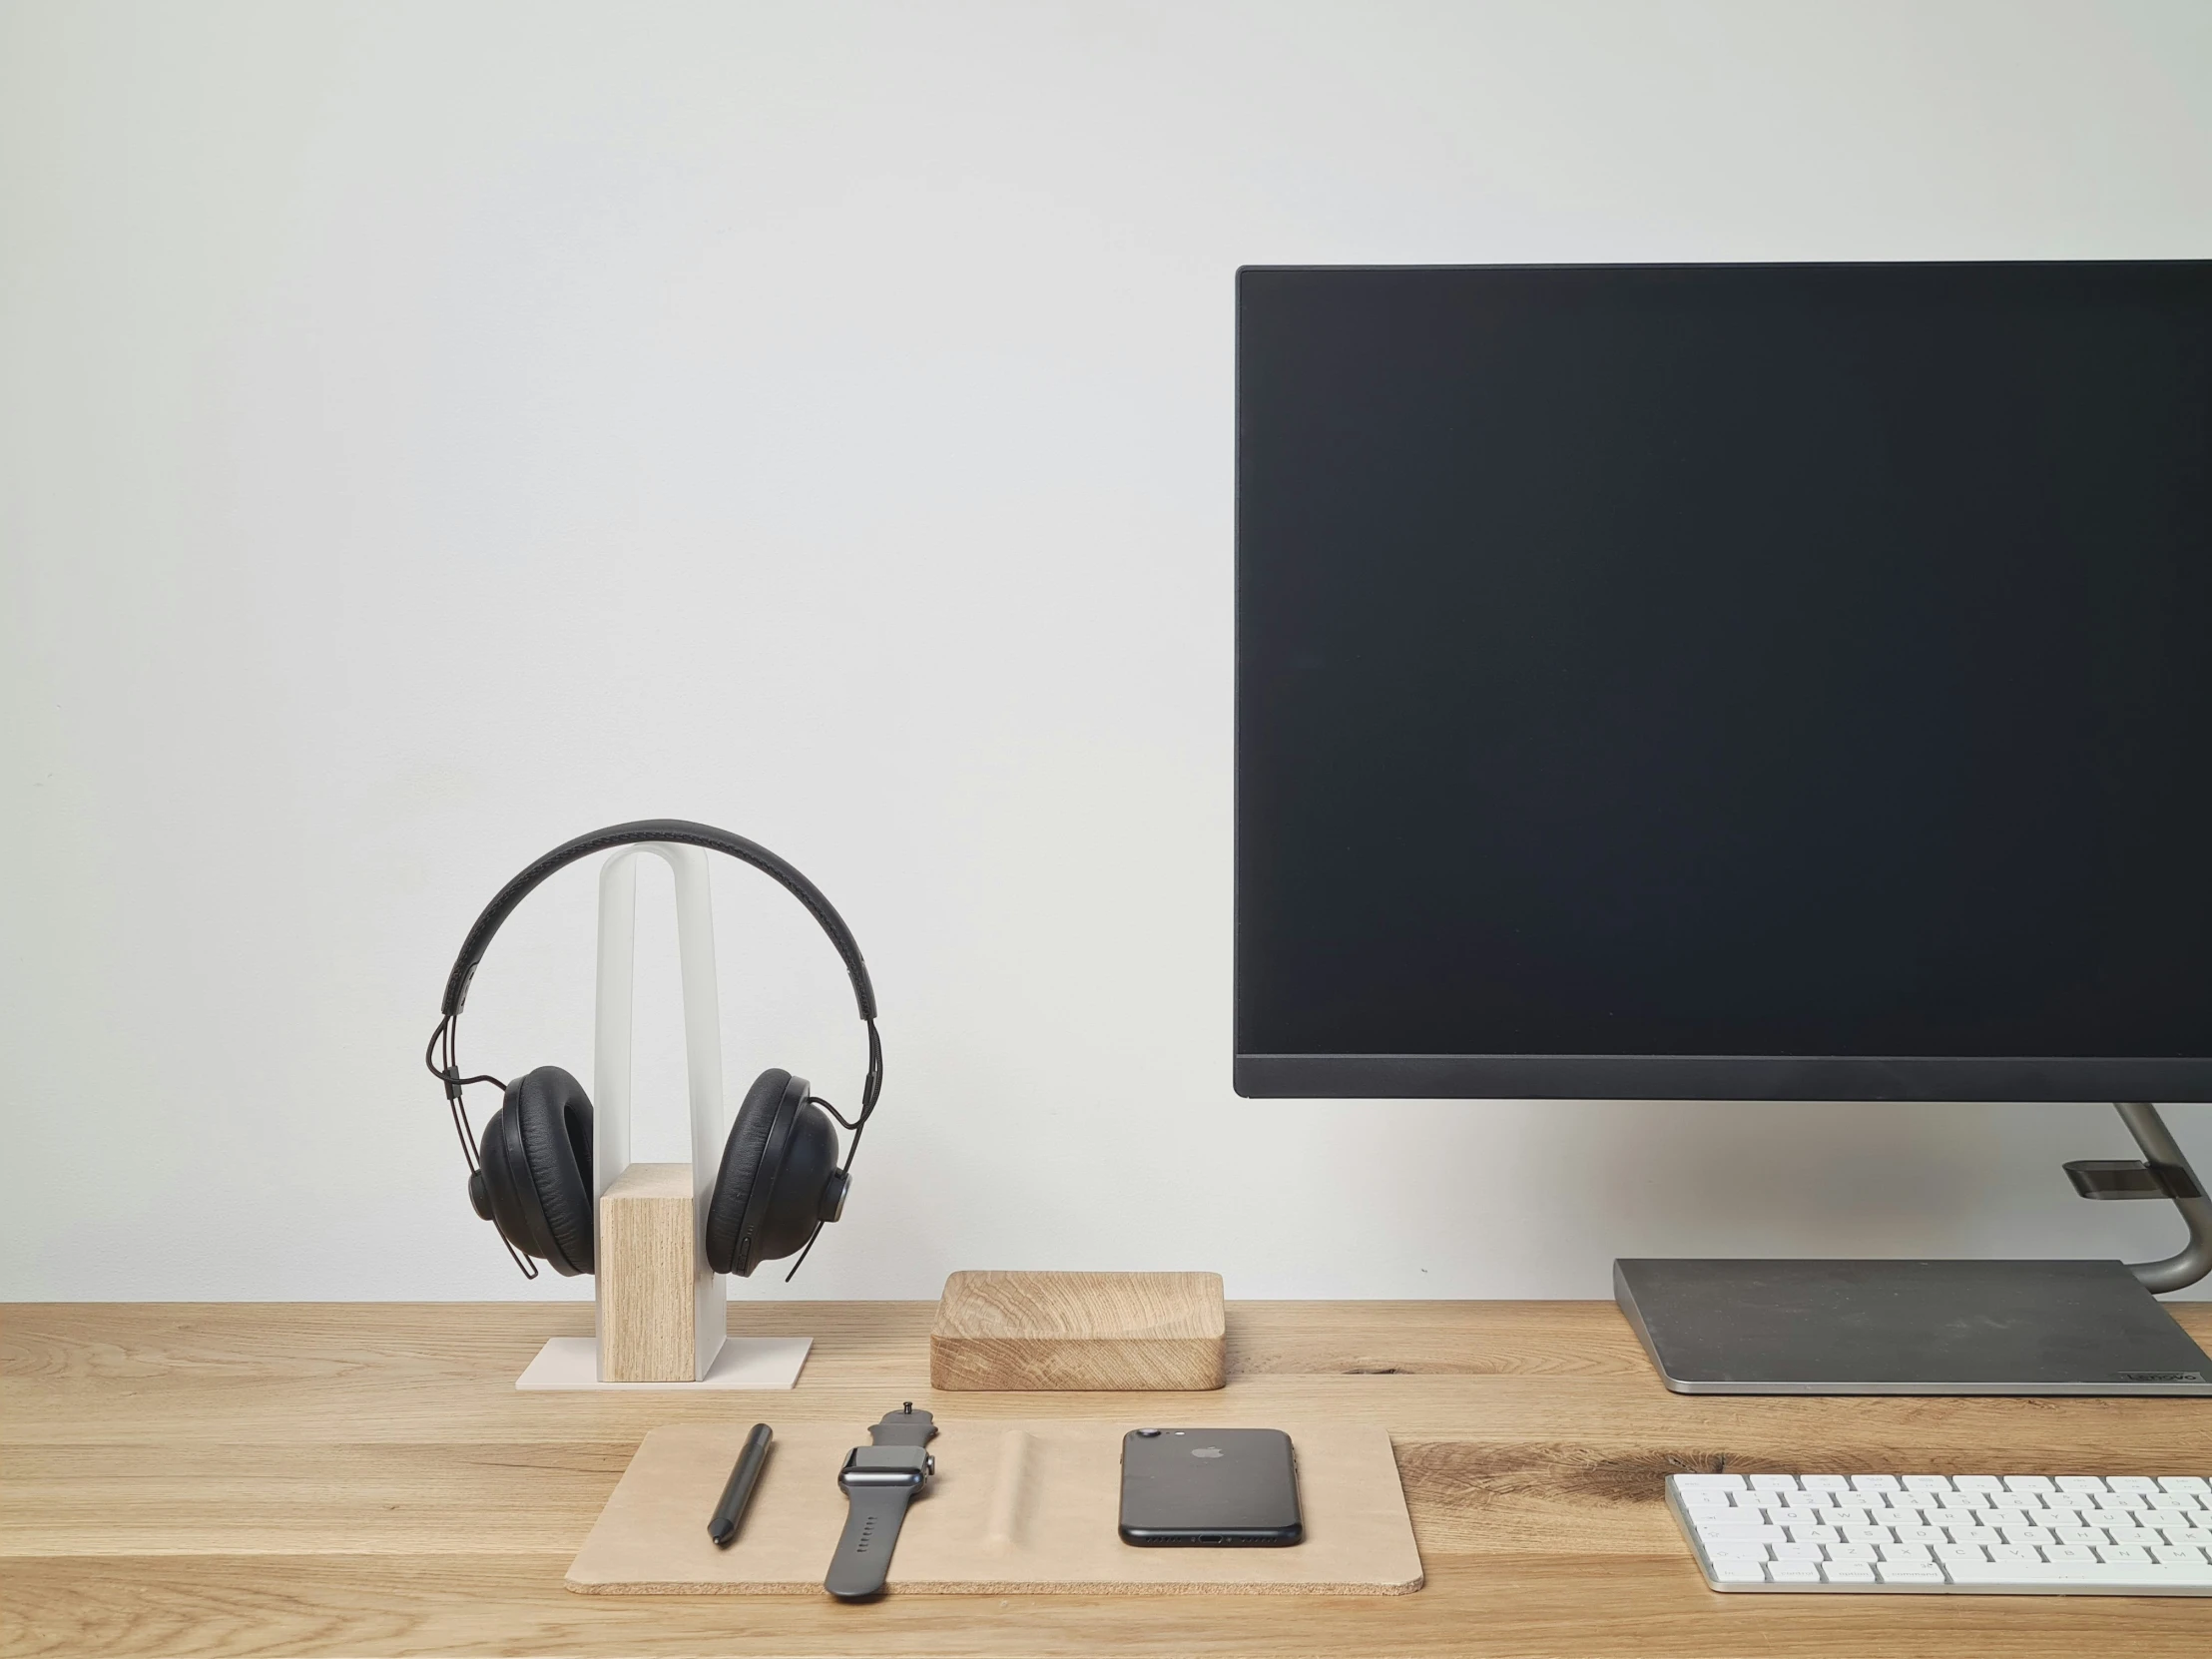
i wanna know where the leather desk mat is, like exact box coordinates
[566,1419,1422,1595]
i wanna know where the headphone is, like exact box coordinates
[425,820,880,1282]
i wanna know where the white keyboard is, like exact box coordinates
[1668,1472,2212,1595]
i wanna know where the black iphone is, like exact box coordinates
[1118,1427,1303,1546]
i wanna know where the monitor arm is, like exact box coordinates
[2065,1103,2212,1294]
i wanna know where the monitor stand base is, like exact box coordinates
[1614,1257,2212,1395]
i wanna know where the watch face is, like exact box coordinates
[841,1444,932,1488]
[850,1446,929,1472]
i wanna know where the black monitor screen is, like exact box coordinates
[1235,263,2212,1101]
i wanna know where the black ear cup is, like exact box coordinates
[705,1068,845,1276]
[763,1096,841,1247]
[704,1069,790,1274]
[473,1066,596,1276]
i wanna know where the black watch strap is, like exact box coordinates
[826,1403,938,1600]
[868,1402,936,1447]
[826,1482,918,1600]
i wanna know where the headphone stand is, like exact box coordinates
[514,841,812,1390]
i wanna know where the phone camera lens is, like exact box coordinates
[1136,1428,1162,1437]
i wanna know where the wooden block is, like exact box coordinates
[565,1419,1421,1595]
[595,1163,696,1382]
[931,1271,1226,1391]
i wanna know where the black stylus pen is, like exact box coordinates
[709,1423,774,1547]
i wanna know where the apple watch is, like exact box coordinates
[825,1401,937,1600]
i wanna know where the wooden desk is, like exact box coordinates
[4,1301,2208,1656]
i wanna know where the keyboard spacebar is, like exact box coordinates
[1943,1560,2212,1592]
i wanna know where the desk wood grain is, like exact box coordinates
[4,1301,2208,1657]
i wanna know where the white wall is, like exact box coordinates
[4,0,2208,1303]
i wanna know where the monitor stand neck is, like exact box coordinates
[2105,1102,2212,1295]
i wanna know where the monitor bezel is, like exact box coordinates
[1234,1054,2212,1102]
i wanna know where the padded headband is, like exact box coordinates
[440,819,877,1021]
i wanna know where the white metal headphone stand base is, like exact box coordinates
[515,842,811,1391]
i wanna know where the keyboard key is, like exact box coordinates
[1823,1561,1877,1582]
[1771,1543,1825,1562]
[2057,1527,2110,1546]
[1850,1474,1902,1494]
[1798,1473,1852,1493]
[1952,1475,2005,1492]
[1894,1525,1946,1544]
[1703,1524,1786,1545]
[1841,1526,1895,1544]
[1998,1526,2054,1546]
[2097,1544,2151,1564]
[1674,1474,1747,1493]
[1825,1542,1878,1562]
[2154,1545,2210,1566]
[1987,1544,2043,1563]
[1785,1525,1839,1544]
[2001,1475,2055,1495]
[1877,1562,1945,1584]
[1748,1473,1799,1492]
[1705,1548,1771,1567]
[2107,1476,2158,1493]
[2157,1476,2208,1495]
[1878,1542,1933,1562]
[1934,1543,1988,1563]
[1710,1561,1767,1584]
[1903,1475,1952,1493]
[1768,1562,1823,1583]
[2057,1477,2108,1495]
[2101,1526,2158,1547]
[2042,1545,2097,1564]
[1944,1526,1999,1545]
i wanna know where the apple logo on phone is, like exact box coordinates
[1191,1445,1224,1458]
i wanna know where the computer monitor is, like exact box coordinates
[1234,263,2212,1392]
[1236,262,2212,1105]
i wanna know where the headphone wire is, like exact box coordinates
[785,1017,882,1281]
[425,1014,535,1279]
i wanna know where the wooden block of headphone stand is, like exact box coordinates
[597,1163,708,1382]
[930,1271,1226,1390]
